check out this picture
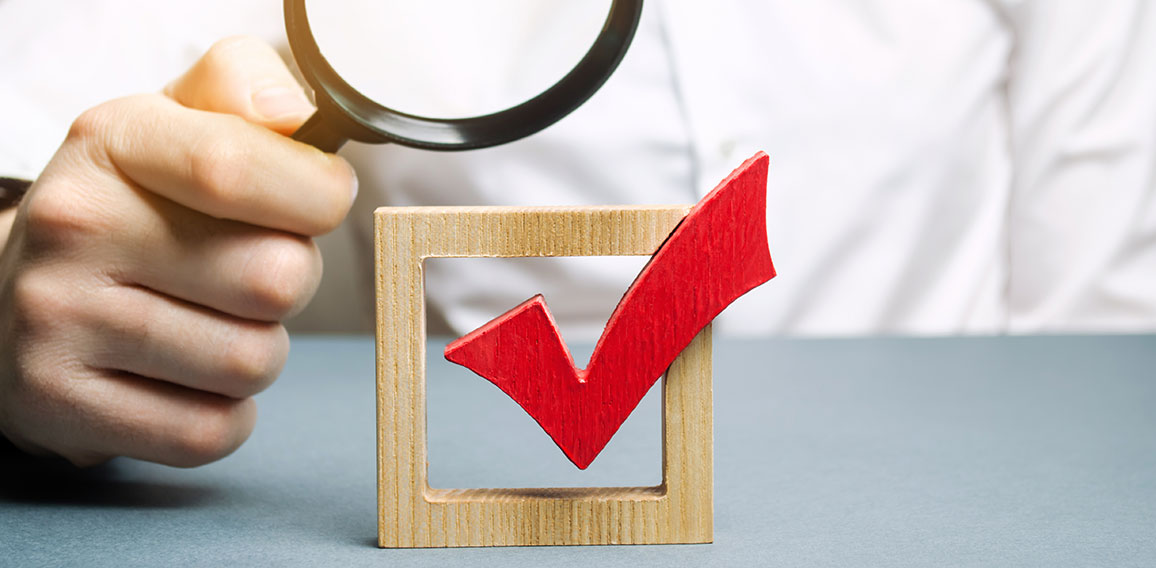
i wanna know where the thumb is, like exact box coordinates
[165,36,314,136]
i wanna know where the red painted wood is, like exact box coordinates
[444,152,776,469]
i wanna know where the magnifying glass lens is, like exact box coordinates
[304,0,613,119]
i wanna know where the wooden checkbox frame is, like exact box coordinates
[375,205,713,547]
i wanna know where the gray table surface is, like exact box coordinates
[2,334,1155,567]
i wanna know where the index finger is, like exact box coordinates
[70,94,356,237]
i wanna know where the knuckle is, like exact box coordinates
[21,182,109,249]
[240,236,320,319]
[0,350,91,447]
[201,35,268,72]
[188,131,252,205]
[0,363,46,422]
[8,270,75,334]
[219,324,288,396]
[66,96,149,146]
[66,103,117,144]
[199,38,242,76]
[170,399,252,467]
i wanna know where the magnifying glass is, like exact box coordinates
[285,0,643,153]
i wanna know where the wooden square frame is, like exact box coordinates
[375,205,713,547]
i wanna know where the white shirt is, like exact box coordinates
[2,0,1155,339]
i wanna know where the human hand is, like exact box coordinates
[0,37,357,467]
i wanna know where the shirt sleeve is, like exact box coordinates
[1001,0,1156,331]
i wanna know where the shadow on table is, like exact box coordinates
[0,450,220,509]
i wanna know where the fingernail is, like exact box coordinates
[252,86,313,120]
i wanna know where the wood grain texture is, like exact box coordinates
[444,153,774,469]
[375,204,712,547]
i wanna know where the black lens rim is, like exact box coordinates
[285,0,643,151]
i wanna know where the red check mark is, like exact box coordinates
[445,152,776,469]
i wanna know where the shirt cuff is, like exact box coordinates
[0,176,33,210]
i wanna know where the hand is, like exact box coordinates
[0,37,357,467]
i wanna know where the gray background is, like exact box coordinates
[3,335,1155,567]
